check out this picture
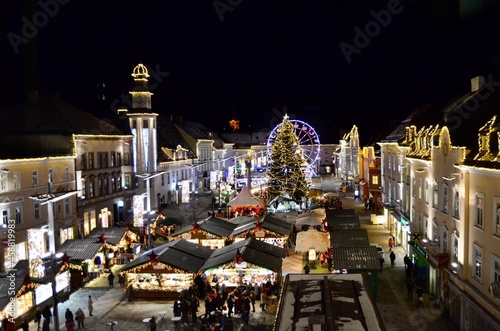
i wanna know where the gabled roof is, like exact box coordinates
[199,238,286,272]
[325,208,356,218]
[327,216,361,230]
[0,260,30,310]
[88,227,128,246]
[120,239,213,273]
[332,247,380,271]
[56,239,103,261]
[170,216,238,239]
[156,116,197,162]
[228,187,264,208]
[330,229,369,248]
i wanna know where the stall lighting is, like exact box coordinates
[422,238,429,244]
[451,262,459,269]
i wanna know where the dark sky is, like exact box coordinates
[2,1,500,144]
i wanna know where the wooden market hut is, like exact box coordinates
[227,186,265,217]
[88,227,138,264]
[325,208,356,218]
[329,229,370,248]
[326,215,361,230]
[199,238,286,292]
[230,214,292,249]
[169,215,238,249]
[56,238,105,289]
[120,239,213,300]
[0,260,39,330]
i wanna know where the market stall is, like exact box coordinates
[0,260,39,330]
[199,238,286,292]
[227,186,265,217]
[231,214,292,249]
[120,239,213,300]
[169,216,237,249]
[56,238,105,288]
[88,227,138,266]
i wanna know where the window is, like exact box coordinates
[111,177,116,193]
[423,216,428,240]
[117,153,122,166]
[124,152,130,166]
[442,184,448,214]
[476,194,484,228]
[89,180,94,198]
[82,179,87,198]
[453,190,460,219]
[167,173,170,184]
[432,182,439,209]
[88,153,94,169]
[13,172,20,190]
[15,207,21,225]
[441,227,448,254]
[98,178,103,196]
[48,168,54,183]
[493,257,500,284]
[424,180,429,204]
[104,177,109,195]
[32,170,38,187]
[0,173,7,191]
[111,152,116,167]
[117,176,122,190]
[412,177,416,197]
[161,174,165,186]
[2,210,8,226]
[64,198,70,216]
[34,203,41,220]
[125,176,130,189]
[102,152,108,168]
[432,219,438,242]
[65,167,70,182]
[495,198,500,236]
[418,178,422,200]
[474,244,483,281]
[81,153,87,170]
[453,234,459,262]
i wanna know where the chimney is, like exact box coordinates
[471,76,486,92]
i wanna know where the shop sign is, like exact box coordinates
[255,231,265,238]
[402,225,410,232]
[182,233,192,240]
[415,244,428,260]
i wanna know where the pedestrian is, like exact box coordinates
[108,271,115,288]
[416,286,424,307]
[65,317,75,331]
[118,272,125,287]
[407,281,414,300]
[303,264,310,274]
[87,295,94,316]
[75,308,85,329]
[65,308,74,322]
[21,319,29,331]
[404,254,411,269]
[149,316,157,331]
[35,307,42,330]
[42,305,52,323]
[42,319,50,331]
[379,256,385,272]
[390,251,396,267]
[388,237,394,250]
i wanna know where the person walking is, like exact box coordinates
[388,237,394,251]
[87,295,94,316]
[65,316,75,331]
[20,319,29,331]
[108,271,115,288]
[303,264,310,274]
[75,308,85,329]
[379,256,385,272]
[65,308,74,322]
[35,307,42,330]
[404,254,411,269]
[416,286,424,307]
[390,251,396,267]
[149,316,157,331]
[407,281,414,300]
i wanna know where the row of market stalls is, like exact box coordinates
[168,214,292,251]
[55,227,138,289]
[120,238,286,300]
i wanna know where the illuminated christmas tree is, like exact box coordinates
[267,115,310,201]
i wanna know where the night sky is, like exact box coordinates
[2,1,500,144]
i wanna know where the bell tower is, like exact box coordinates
[128,63,158,175]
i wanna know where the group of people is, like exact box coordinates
[59,295,93,330]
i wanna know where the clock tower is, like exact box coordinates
[128,63,158,175]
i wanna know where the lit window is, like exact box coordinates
[372,175,379,185]
[441,228,448,254]
[495,199,500,236]
[424,180,429,204]
[453,190,460,218]
[32,170,38,187]
[442,184,448,214]
[15,207,21,225]
[474,245,482,280]
[476,194,484,228]
[65,167,70,182]
[453,234,459,263]
[0,174,7,191]
[34,203,41,220]
[432,182,439,209]
[13,172,20,190]
[493,258,500,284]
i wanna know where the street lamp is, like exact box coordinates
[135,171,166,213]
[29,190,78,331]
[142,210,156,250]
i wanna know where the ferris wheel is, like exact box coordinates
[266,118,321,172]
